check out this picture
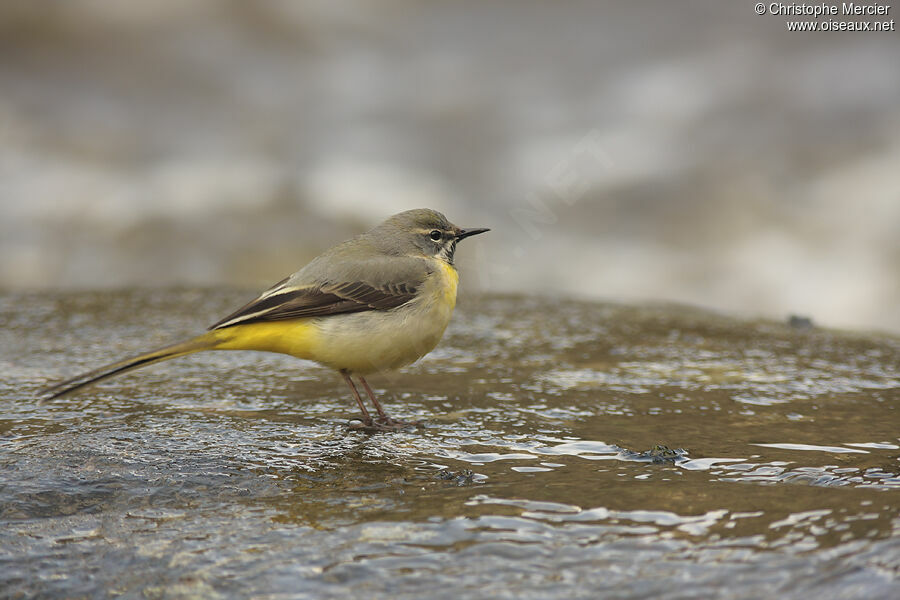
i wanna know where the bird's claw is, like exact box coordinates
[349,416,421,432]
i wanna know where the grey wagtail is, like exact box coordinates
[42,209,489,430]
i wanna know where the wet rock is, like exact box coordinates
[436,469,476,486]
[788,315,814,330]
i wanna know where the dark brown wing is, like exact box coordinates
[209,280,419,330]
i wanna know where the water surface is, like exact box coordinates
[2,290,899,598]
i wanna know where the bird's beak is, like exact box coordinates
[455,227,490,241]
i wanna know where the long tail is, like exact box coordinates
[40,331,226,400]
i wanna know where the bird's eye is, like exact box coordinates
[429,230,442,241]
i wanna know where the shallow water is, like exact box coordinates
[3,2,900,333]
[2,290,899,598]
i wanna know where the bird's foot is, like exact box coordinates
[348,416,422,432]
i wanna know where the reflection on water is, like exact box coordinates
[2,291,899,598]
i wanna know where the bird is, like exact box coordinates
[41,208,489,430]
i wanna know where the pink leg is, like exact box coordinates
[359,376,392,423]
[341,370,373,425]
[359,376,420,430]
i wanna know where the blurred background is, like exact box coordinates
[1,0,898,332]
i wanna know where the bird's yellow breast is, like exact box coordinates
[436,260,460,311]
[308,261,459,373]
